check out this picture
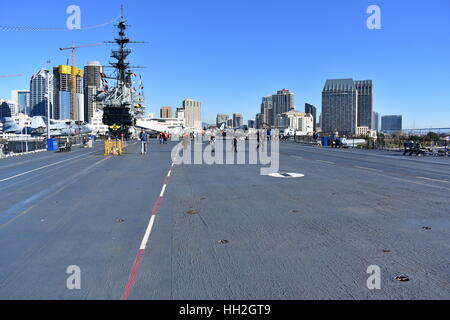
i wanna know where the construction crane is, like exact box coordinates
[59,42,104,120]
[0,74,23,78]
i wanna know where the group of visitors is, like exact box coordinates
[403,140,426,156]
[139,129,171,155]
[158,131,170,144]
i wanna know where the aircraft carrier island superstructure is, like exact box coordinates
[100,9,143,138]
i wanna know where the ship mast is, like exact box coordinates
[101,5,144,137]
[111,5,131,89]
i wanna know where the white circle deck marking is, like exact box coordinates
[267,172,305,178]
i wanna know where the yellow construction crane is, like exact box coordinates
[59,42,104,120]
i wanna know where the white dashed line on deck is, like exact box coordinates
[316,160,335,164]
[416,176,449,184]
[140,215,156,250]
[0,151,98,183]
[354,166,383,172]
[160,184,167,197]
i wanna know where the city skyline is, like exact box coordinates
[0,65,443,134]
[3,62,443,133]
[0,0,449,127]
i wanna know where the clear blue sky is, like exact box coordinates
[0,0,449,127]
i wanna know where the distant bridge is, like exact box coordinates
[401,128,450,135]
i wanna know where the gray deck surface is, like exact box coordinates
[0,140,448,300]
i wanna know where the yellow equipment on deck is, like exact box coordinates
[104,139,123,156]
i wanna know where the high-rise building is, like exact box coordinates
[272,89,294,126]
[381,115,402,133]
[84,61,103,123]
[373,112,380,132]
[176,107,185,120]
[322,79,358,135]
[0,99,17,118]
[247,119,255,128]
[11,90,31,115]
[260,96,273,126]
[233,113,243,128]
[322,78,375,135]
[0,101,11,118]
[255,113,262,129]
[182,99,201,129]
[160,106,172,118]
[226,118,233,128]
[304,103,317,132]
[30,69,53,117]
[53,65,84,120]
[216,113,228,127]
[355,80,374,129]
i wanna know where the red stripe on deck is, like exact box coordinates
[120,164,174,300]
[121,249,145,300]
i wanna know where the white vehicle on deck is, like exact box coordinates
[135,117,185,136]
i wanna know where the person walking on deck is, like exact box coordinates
[140,129,149,155]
